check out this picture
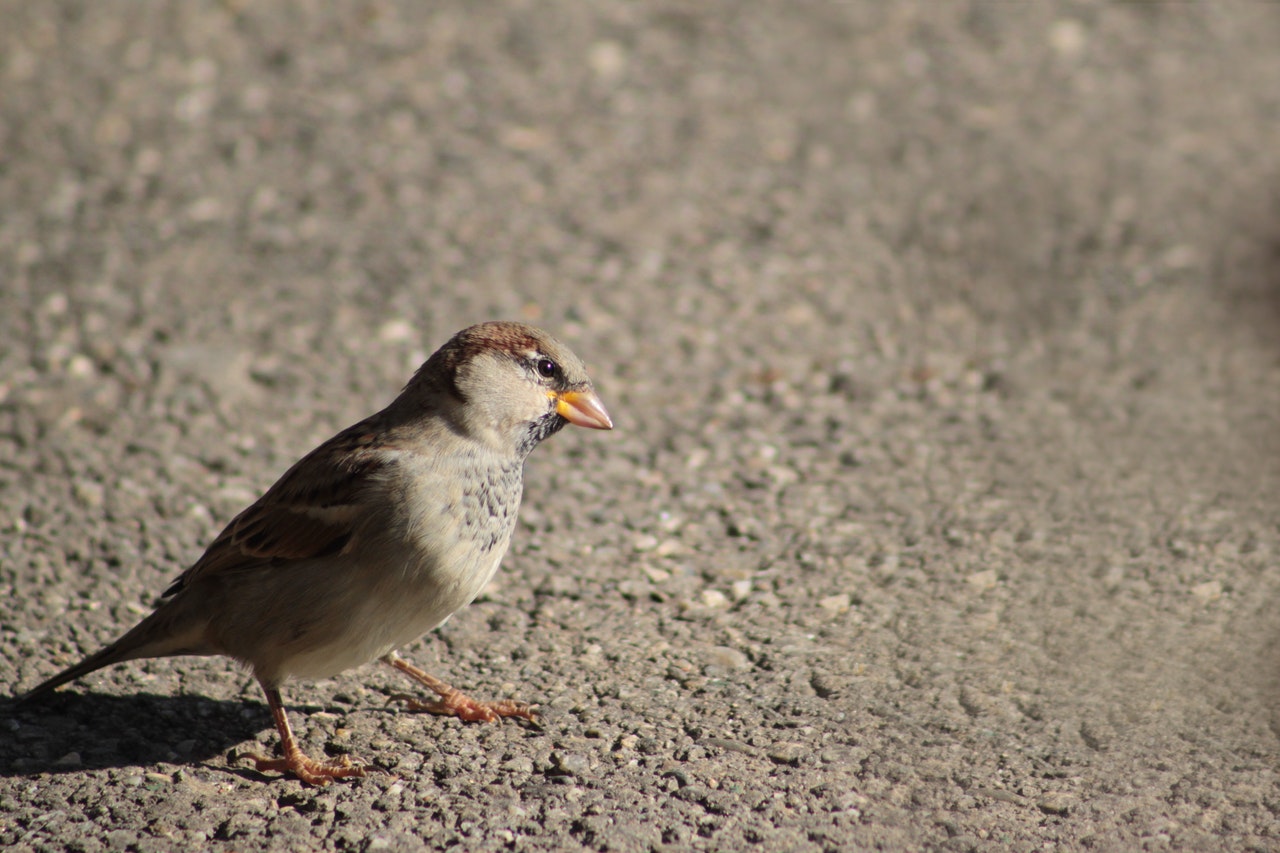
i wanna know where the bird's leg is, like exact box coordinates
[240,682,371,786]
[381,653,538,722]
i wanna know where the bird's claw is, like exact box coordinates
[238,748,385,787]
[386,690,538,723]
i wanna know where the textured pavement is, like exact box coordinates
[4,3,1280,850]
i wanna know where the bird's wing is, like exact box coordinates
[163,422,394,595]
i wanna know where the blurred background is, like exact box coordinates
[4,2,1280,849]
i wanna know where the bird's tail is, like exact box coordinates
[16,602,211,704]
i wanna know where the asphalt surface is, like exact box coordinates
[4,2,1280,850]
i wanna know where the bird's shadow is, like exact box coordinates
[2,688,547,779]
[2,691,270,777]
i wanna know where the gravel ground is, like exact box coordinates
[4,2,1280,850]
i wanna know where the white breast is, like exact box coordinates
[277,450,523,682]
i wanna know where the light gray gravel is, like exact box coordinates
[5,2,1280,850]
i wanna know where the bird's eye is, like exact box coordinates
[536,358,558,379]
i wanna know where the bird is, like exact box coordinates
[17,321,613,785]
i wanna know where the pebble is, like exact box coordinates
[54,751,82,767]
[1079,720,1114,752]
[767,743,806,766]
[588,40,627,81]
[73,480,105,509]
[501,756,535,774]
[700,589,729,609]
[654,539,682,557]
[377,319,414,343]
[186,197,224,222]
[636,737,661,756]
[755,592,782,609]
[1038,793,1073,815]
[817,593,851,613]
[810,672,842,699]
[966,569,999,590]
[705,646,751,671]
[553,752,592,776]
[1048,18,1087,60]
[164,345,253,402]
[1191,580,1222,602]
[618,579,654,600]
[66,354,95,378]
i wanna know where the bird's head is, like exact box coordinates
[405,321,612,455]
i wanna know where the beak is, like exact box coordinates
[555,389,613,430]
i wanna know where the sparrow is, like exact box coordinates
[17,321,612,785]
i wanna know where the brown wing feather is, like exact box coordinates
[164,422,392,595]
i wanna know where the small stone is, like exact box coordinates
[377,319,414,343]
[636,737,661,756]
[186,196,225,222]
[654,539,682,557]
[1038,793,1073,815]
[618,579,654,600]
[538,575,577,597]
[767,743,806,766]
[1079,719,1114,752]
[1048,18,1087,60]
[701,589,729,609]
[810,672,842,699]
[553,752,591,776]
[588,40,627,81]
[501,756,535,774]
[105,830,139,849]
[730,580,752,600]
[705,646,751,671]
[500,125,550,151]
[55,751,82,767]
[633,534,659,552]
[966,569,999,590]
[1102,564,1126,590]
[165,345,252,402]
[1191,580,1222,603]
[971,609,1000,632]
[73,480,105,509]
[41,292,70,315]
[66,354,95,378]
[818,593,851,613]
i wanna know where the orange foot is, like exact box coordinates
[381,654,539,722]
[388,690,538,723]
[241,747,374,787]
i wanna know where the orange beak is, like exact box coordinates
[555,389,613,430]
